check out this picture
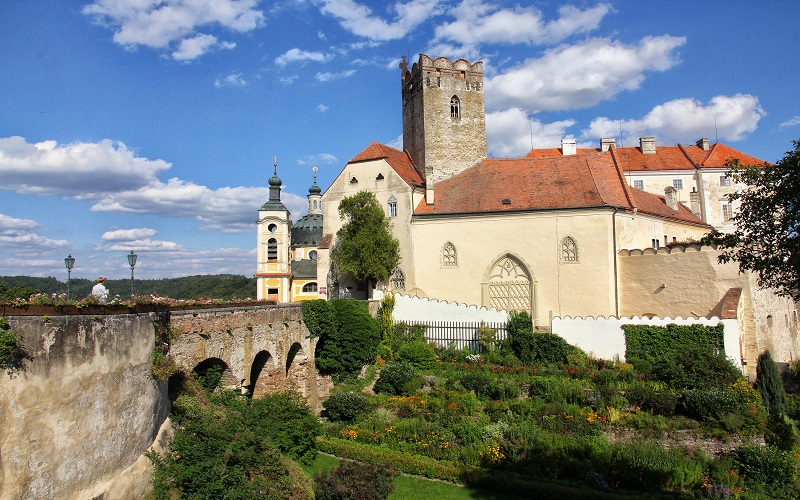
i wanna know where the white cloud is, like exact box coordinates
[780,116,800,129]
[280,74,299,84]
[435,1,611,48]
[214,72,248,87]
[486,108,576,157]
[101,228,159,242]
[0,136,170,197]
[298,153,338,166]
[386,134,403,150]
[317,104,329,112]
[486,36,686,113]
[319,0,440,41]
[0,213,69,249]
[315,69,356,81]
[582,94,765,145]
[275,48,332,66]
[82,0,264,60]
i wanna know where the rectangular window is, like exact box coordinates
[719,175,731,187]
[633,179,644,190]
[673,178,683,189]
[651,238,660,249]
[722,202,733,222]
[388,201,397,218]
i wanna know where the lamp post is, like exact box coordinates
[64,254,75,300]
[127,250,137,297]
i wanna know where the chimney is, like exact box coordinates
[561,138,577,156]
[639,136,656,155]
[600,137,616,152]
[696,137,710,151]
[664,186,679,211]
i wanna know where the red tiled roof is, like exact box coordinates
[698,142,768,168]
[414,154,629,215]
[412,152,708,227]
[350,141,423,186]
[627,188,711,227]
[524,142,767,172]
[318,234,333,249]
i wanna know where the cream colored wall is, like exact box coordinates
[410,209,618,323]
[615,211,709,250]
[699,168,742,233]
[618,245,800,376]
[320,158,419,294]
[256,211,291,302]
[624,171,696,207]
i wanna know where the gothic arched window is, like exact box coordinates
[450,95,460,119]
[268,238,278,261]
[388,195,398,218]
[443,242,457,267]
[561,236,578,262]
[392,268,405,290]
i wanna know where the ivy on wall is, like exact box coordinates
[622,323,725,363]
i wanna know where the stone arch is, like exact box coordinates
[285,342,308,396]
[481,253,535,315]
[193,357,237,392]
[249,350,282,398]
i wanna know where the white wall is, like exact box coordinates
[551,315,742,370]
[392,293,508,323]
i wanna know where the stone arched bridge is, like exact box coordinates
[167,304,322,403]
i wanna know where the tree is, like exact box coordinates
[333,191,400,291]
[709,140,800,299]
[755,350,787,416]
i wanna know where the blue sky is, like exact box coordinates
[1,0,799,282]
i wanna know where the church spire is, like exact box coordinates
[261,156,288,211]
[308,166,322,215]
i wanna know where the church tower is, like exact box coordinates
[256,158,292,302]
[401,54,487,202]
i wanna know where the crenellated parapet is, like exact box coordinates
[392,293,508,323]
[618,243,718,256]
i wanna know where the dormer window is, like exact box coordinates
[450,96,460,119]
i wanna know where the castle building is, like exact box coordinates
[259,53,798,374]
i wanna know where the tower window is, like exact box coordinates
[268,238,278,261]
[450,96,460,119]
[388,195,397,218]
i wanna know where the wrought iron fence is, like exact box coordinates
[395,320,507,352]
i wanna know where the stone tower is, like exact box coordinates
[401,54,487,202]
[256,158,292,302]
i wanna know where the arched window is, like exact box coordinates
[392,268,405,290]
[486,255,531,311]
[388,195,397,218]
[312,200,317,209]
[561,236,578,262]
[268,238,278,261]
[302,282,318,293]
[443,242,457,267]
[450,96,460,119]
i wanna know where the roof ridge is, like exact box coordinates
[609,147,635,210]
[677,143,700,168]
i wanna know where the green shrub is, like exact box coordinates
[680,387,741,421]
[477,323,498,353]
[787,393,800,421]
[397,340,436,370]
[484,379,521,401]
[460,371,492,396]
[246,390,321,464]
[374,364,418,395]
[623,323,724,365]
[324,392,369,422]
[391,322,427,354]
[315,299,381,376]
[626,385,677,416]
[314,460,395,500]
[651,345,740,390]
[533,333,574,364]
[565,347,591,370]
[0,318,23,369]
[507,311,535,362]
[732,445,797,486]
[755,350,787,416]
[765,413,796,451]
[302,299,335,339]
[400,375,425,394]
